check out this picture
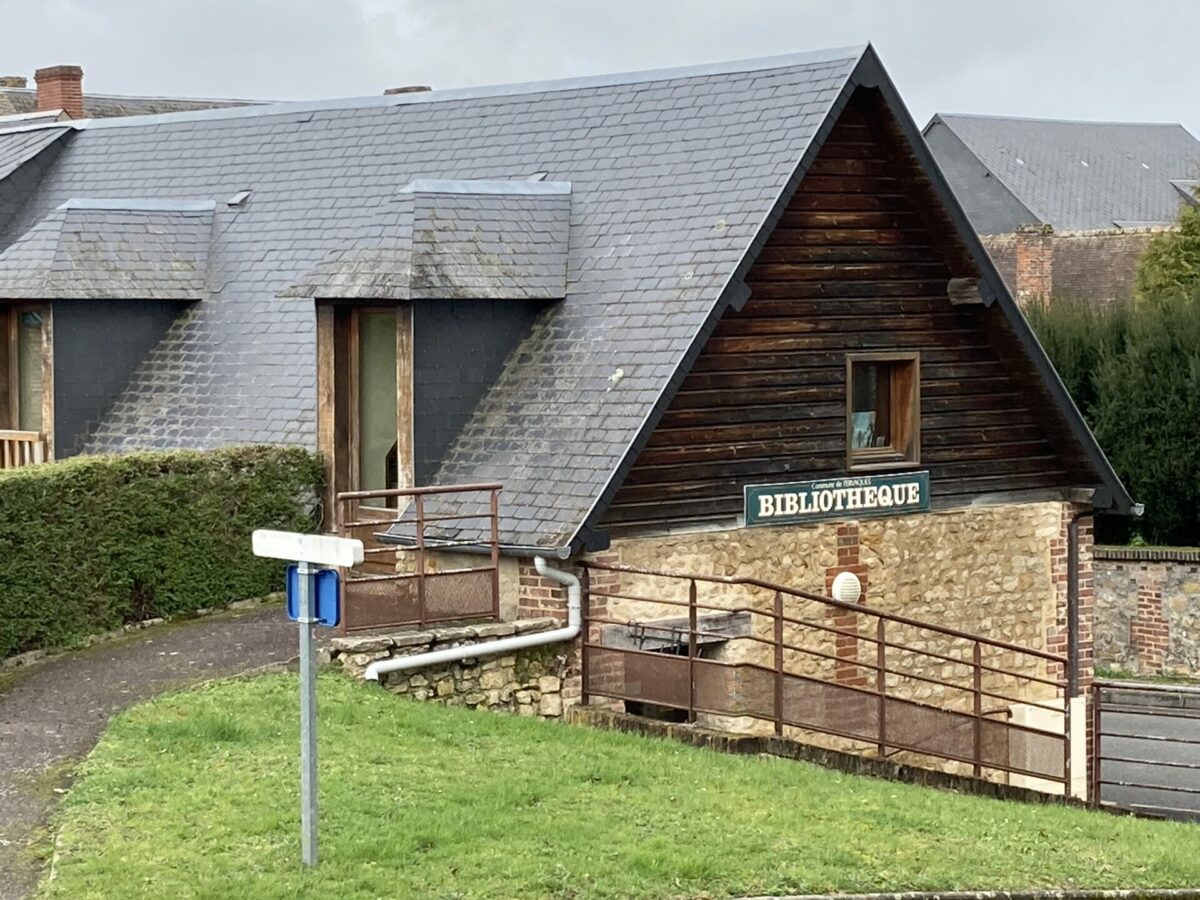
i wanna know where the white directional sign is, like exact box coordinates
[252,530,364,567]
[251,527,364,869]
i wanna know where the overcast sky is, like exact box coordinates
[1,0,1197,135]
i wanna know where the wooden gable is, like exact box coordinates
[601,88,1100,532]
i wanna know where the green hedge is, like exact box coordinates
[0,446,324,659]
[1029,291,1200,546]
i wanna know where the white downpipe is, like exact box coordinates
[364,556,581,682]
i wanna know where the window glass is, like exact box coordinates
[850,361,891,451]
[358,311,397,506]
[17,311,43,433]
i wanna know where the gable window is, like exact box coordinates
[846,352,919,471]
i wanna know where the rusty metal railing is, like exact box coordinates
[334,483,502,634]
[580,561,1074,790]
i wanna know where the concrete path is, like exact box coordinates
[0,605,302,899]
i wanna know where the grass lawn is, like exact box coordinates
[43,674,1200,899]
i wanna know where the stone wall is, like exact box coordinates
[592,501,1089,768]
[332,618,571,717]
[1094,547,1200,677]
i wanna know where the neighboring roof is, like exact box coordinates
[0,45,1134,550]
[926,114,1200,231]
[0,87,259,120]
[283,179,571,301]
[0,200,212,300]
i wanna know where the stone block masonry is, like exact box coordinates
[332,618,570,717]
[1094,547,1200,677]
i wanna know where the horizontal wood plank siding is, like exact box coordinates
[602,90,1081,532]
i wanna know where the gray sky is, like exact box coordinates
[2,0,1198,135]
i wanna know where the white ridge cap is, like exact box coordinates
[399,179,572,196]
[68,44,867,133]
[57,198,217,212]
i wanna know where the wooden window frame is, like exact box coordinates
[845,351,920,473]
[0,303,54,458]
[316,301,413,521]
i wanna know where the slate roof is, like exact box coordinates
[0,126,69,182]
[927,114,1200,231]
[0,199,213,300]
[283,179,571,301]
[0,45,1134,551]
[0,87,257,119]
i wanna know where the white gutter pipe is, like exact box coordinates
[364,556,581,682]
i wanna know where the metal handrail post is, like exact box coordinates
[687,579,697,724]
[973,641,983,778]
[489,488,501,620]
[415,494,426,628]
[581,566,591,707]
[877,618,887,757]
[774,590,784,736]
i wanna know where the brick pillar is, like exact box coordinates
[575,552,620,709]
[1050,505,1095,800]
[35,65,84,119]
[825,523,869,688]
[1131,565,1169,675]
[518,552,621,711]
[1013,225,1054,306]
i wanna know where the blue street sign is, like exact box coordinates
[286,565,341,627]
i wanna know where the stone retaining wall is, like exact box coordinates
[331,618,573,717]
[1094,547,1200,677]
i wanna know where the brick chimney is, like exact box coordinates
[0,76,27,88]
[35,65,84,119]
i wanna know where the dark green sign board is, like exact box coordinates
[744,471,930,527]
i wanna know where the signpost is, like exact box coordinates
[251,529,363,868]
[744,471,930,527]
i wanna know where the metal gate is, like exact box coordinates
[1092,680,1200,821]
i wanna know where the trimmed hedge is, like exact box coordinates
[0,446,324,659]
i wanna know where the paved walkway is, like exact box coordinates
[0,606,301,899]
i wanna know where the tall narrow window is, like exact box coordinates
[16,311,45,433]
[357,311,398,506]
[846,352,919,470]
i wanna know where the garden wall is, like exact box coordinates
[0,446,323,658]
[333,618,571,717]
[1094,547,1200,677]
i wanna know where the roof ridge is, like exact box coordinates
[55,45,866,134]
[936,111,1188,130]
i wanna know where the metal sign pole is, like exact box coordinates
[297,560,318,867]
[251,529,361,869]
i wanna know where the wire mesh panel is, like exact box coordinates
[343,576,421,632]
[335,483,502,634]
[424,570,496,622]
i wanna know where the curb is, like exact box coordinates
[739,892,1200,900]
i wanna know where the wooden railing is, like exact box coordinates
[0,430,45,470]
